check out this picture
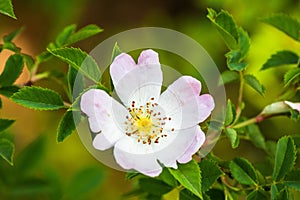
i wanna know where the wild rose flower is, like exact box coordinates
[80,49,214,177]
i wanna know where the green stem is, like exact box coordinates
[231,71,244,126]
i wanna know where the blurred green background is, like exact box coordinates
[0,0,300,199]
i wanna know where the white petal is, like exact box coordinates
[177,128,206,163]
[113,136,163,177]
[80,89,128,150]
[110,50,162,107]
[159,76,214,130]
[113,126,201,176]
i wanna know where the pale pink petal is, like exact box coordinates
[113,126,201,176]
[159,84,214,130]
[285,101,300,112]
[110,53,136,85]
[177,128,206,163]
[110,50,162,107]
[152,126,202,168]
[80,89,128,150]
[113,136,163,177]
[137,49,160,66]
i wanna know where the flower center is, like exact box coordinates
[136,117,153,133]
[124,97,174,145]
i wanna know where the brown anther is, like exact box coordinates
[171,128,175,131]
[151,97,155,100]
[143,141,147,144]
[158,112,161,115]
[168,117,171,120]
[154,137,160,143]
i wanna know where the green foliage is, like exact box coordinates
[284,169,300,190]
[261,50,299,70]
[247,190,268,200]
[11,86,65,110]
[0,118,15,132]
[225,128,239,149]
[199,159,223,192]
[229,157,258,185]
[57,111,76,142]
[284,68,300,86]
[262,14,300,41]
[0,85,19,97]
[0,138,14,165]
[139,178,173,196]
[272,136,296,181]
[207,8,251,72]
[111,42,122,62]
[244,74,265,96]
[48,47,101,83]
[225,100,235,126]
[54,24,102,47]
[3,27,23,43]
[0,54,24,87]
[207,8,239,50]
[219,70,239,85]
[0,0,16,19]
[168,160,202,199]
[245,124,266,150]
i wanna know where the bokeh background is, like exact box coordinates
[1,0,300,199]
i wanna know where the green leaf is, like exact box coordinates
[3,27,24,43]
[22,54,35,70]
[11,86,65,110]
[159,167,178,187]
[225,128,239,149]
[64,166,105,199]
[244,74,265,96]
[0,0,16,19]
[0,85,19,97]
[111,42,122,62]
[55,24,76,47]
[0,54,24,87]
[225,100,235,126]
[67,66,84,100]
[246,190,268,200]
[57,111,77,142]
[207,8,239,50]
[284,68,300,86]
[219,70,239,85]
[139,178,172,196]
[271,185,289,200]
[272,136,296,181]
[48,47,101,83]
[262,14,300,41]
[206,189,225,200]
[168,160,202,199]
[245,124,266,150]
[199,160,224,192]
[284,169,300,190]
[261,50,299,70]
[180,189,201,200]
[0,138,14,165]
[229,157,258,185]
[0,118,15,132]
[65,24,103,46]
[293,136,300,148]
[238,27,251,61]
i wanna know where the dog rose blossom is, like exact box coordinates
[80,49,214,177]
